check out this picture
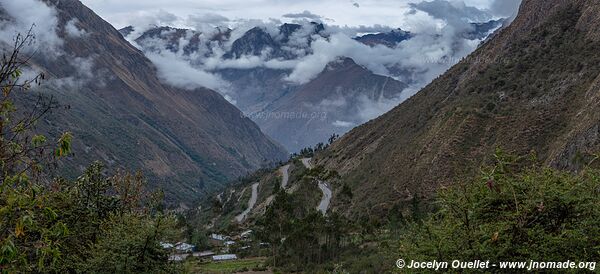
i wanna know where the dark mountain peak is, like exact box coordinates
[212,27,232,42]
[278,23,302,43]
[134,26,231,56]
[137,26,192,41]
[355,28,412,47]
[325,57,359,70]
[278,22,326,44]
[310,22,325,33]
[226,26,280,59]
[118,25,135,37]
[355,19,505,48]
[135,26,201,54]
[464,18,506,40]
[279,23,302,35]
[246,26,269,35]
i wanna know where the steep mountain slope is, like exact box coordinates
[261,58,407,152]
[317,0,600,215]
[4,0,288,205]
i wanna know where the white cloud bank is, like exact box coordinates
[80,0,522,29]
[127,0,518,124]
[0,0,101,88]
[0,0,63,56]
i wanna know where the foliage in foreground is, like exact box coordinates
[1,163,180,273]
[398,150,600,266]
[0,31,179,273]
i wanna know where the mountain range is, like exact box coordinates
[123,18,503,152]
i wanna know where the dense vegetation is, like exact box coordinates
[0,32,179,273]
[398,150,600,268]
[255,190,353,272]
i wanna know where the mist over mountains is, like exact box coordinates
[120,1,506,151]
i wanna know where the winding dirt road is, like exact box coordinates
[235,182,259,223]
[301,158,332,215]
[317,181,332,214]
[301,158,313,169]
[279,164,290,189]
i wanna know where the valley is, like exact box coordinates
[2,0,599,273]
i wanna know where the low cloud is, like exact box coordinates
[0,0,107,91]
[145,51,236,103]
[282,10,323,21]
[186,13,230,33]
[65,19,88,38]
[332,120,354,127]
[0,0,63,57]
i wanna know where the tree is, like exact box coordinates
[0,29,73,273]
[328,134,339,145]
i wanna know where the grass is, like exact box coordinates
[192,257,268,273]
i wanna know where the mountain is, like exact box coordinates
[355,29,412,47]
[224,22,325,60]
[118,25,134,37]
[355,19,504,48]
[259,58,408,152]
[121,25,231,56]
[218,67,293,113]
[464,18,506,40]
[225,27,283,59]
[218,57,408,152]
[128,16,501,153]
[6,0,288,205]
[316,0,600,215]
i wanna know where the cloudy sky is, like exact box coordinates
[80,0,521,30]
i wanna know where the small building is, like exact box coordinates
[174,242,195,253]
[224,240,236,246]
[240,230,253,239]
[212,254,238,261]
[168,254,189,261]
[193,251,215,258]
[209,233,228,246]
[160,242,174,249]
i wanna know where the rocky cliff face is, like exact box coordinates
[317,0,600,215]
[7,0,288,205]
